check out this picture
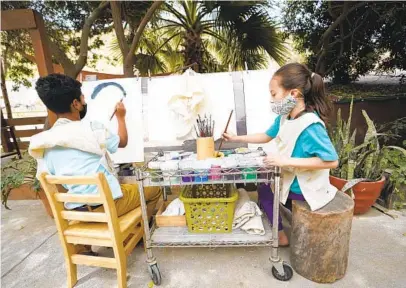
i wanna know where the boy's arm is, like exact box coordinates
[115,102,128,148]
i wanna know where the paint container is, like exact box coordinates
[161,161,180,184]
[258,167,272,180]
[221,150,234,157]
[194,170,209,183]
[242,167,257,180]
[148,161,162,170]
[179,159,194,183]
[223,168,241,181]
[147,168,164,183]
[181,171,195,183]
[209,165,222,181]
[221,158,240,181]
[196,137,215,160]
[239,158,258,168]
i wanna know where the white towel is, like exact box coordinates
[162,198,185,216]
[29,118,116,178]
[233,188,265,235]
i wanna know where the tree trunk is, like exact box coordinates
[0,61,12,119]
[183,32,203,73]
[290,192,354,283]
[123,59,135,78]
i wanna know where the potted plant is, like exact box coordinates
[1,152,53,217]
[329,99,406,214]
[378,143,406,210]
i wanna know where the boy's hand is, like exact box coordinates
[115,102,126,119]
[263,154,290,168]
[222,132,237,142]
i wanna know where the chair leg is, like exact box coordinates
[66,260,78,288]
[116,256,127,288]
[66,245,78,287]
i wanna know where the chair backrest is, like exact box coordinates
[38,172,123,243]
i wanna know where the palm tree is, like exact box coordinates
[110,29,184,76]
[157,1,287,72]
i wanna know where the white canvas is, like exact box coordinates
[198,72,237,140]
[82,78,144,163]
[243,70,278,150]
[147,75,185,144]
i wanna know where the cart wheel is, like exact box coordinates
[271,262,293,281]
[148,264,162,285]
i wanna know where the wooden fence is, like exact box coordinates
[2,116,45,151]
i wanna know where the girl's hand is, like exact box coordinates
[263,154,290,168]
[222,132,237,142]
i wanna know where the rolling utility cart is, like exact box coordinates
[120,165,293,285]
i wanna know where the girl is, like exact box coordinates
[223,63,339,246]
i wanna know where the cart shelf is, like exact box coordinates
[150,218,273,248]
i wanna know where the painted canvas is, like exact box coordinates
[82,78,144,163]
[146,71,237,146]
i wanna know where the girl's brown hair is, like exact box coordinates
[274,63,332,123]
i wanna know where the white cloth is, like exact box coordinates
[162,198,185,216]
[28,118,116,178]
[233,188,265,235]
[265,113,337,211]
[167,69,205,139]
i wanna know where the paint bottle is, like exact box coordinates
[209,165,222,181]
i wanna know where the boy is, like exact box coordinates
[29,74,161,252]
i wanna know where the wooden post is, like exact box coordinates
[1,9,56,128]
[28,10,57,127]
[290,192,354,283]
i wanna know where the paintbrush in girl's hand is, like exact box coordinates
[110,98,124,120]
[217,110,234,155]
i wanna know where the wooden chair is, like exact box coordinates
[39,172,144,288]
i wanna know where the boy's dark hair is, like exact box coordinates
[35,73,82,114]
[274,63,332,123]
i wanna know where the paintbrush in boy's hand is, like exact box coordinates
[110,98,124,120]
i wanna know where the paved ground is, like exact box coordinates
[1,200,406,288]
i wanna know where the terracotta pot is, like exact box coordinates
[37,189,54,218]
[329,175,386,215]
[8,184,39,200]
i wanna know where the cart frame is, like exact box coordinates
[119,165,293,284]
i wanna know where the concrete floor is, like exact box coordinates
[1,200,406,288]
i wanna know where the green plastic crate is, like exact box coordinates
[180,185,239,233]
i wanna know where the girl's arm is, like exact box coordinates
[264,155,339,170]
[223,132,272,144]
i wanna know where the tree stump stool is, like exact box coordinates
[290,192,354,283]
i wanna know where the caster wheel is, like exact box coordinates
[148,264,162,285]
[272,262,293,281]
